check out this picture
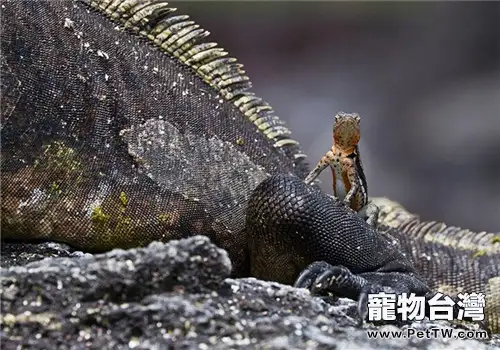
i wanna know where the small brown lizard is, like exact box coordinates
[304,112,379,227]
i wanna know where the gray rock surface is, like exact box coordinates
[1,241,90,268]
[1,236,499,349]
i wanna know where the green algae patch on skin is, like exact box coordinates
[36,141,83,178]
[88,191,152,251]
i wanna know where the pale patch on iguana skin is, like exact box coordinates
[119,118,270,235]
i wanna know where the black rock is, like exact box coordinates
[1,236,499,349]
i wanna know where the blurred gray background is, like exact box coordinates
[174,1,500,232]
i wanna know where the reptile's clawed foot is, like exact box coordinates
[311,265,355,295]
[295,261,410,327]
[294,261,332,290]
[294,261,365,299]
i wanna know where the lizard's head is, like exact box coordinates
[333,111,361,150]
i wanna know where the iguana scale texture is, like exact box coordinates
[1,0,499,333]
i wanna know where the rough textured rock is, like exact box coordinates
[1,237,499,349]
[0,241,90,268]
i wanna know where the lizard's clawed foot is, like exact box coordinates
[294,261,430,327]
[294,262,361,296]
[294,261,372,325]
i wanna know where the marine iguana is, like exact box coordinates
[1,0,499,332]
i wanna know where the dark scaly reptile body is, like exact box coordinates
[1,0,306,278]
[246,175,428,293]
[1,0,498,333]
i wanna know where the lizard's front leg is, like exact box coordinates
[341,156,360,207]
[342,157,379,227]
[304,151,334,185]
[343,183,357,206]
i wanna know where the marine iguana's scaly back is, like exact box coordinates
[1,0,307,273]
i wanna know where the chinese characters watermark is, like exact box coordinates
[367,292,485,322]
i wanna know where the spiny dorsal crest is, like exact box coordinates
[86,0,306,159]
